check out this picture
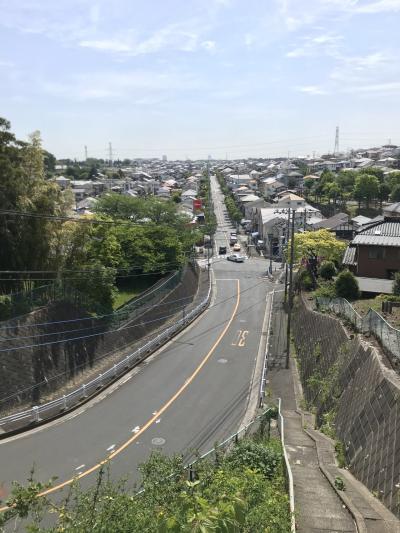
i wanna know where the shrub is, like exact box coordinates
[393,272,400,296]
[224,438,282,480]
[297,268,314,291]
[314,281,336,299]
[0,295,12,320]
[335,270,359,300]
[318,260,336,280]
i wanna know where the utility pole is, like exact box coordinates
[286,209,296,370]
[284,208,291,303]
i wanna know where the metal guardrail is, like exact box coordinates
[0,279,211,434]
[316,296,400,362]
[259,289,275,404]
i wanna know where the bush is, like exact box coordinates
[335,270,359,300]
[318,260,336,280]
[0,295,12,320]
[297,268,314,291]
[314,281,336,299]
[224,438,282,480]
[393,272,400,296]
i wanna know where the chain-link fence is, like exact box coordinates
[316,296,400,363]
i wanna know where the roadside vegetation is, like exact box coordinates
[0,117,201,318]
[0,424,291,532]
[215,171,242,224]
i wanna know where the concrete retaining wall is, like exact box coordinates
[0,265,203,415]
[292,296,400,518]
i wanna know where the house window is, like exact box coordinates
[368,247,385,259]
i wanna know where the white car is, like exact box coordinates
[227,254,245,263]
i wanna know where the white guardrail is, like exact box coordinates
[0,282,212,434]
[277,397,296,533]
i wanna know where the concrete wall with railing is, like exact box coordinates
[293,295,400,518]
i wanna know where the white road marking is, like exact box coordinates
[107,444,116,452]
[75,464,85,471]
[155,419,161,424]
[152,411,158,415]
[131,426,140,433]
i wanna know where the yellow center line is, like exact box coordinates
[1,279,240,506]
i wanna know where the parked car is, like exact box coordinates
[232,243,241,251]
[227,254,245,263]
[219,246,227,255]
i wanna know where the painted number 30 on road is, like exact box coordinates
[231,330,249,347]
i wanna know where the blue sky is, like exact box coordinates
[1,0,400,160]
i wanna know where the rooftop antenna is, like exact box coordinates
[334,126,340,155]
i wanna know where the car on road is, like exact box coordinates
[227,254,245,263]
[232,243,241,251]
[219,246,227,255]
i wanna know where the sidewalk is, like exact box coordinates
[268,289,400,533]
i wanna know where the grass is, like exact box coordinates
[113,275,162,310]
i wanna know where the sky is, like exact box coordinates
[1,0,400,160]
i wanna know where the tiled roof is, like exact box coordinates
[352,219,400,246]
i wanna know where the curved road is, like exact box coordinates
[0,176,272,503]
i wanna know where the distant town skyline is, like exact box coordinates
[1,0,400,159]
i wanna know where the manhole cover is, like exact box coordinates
[217,358,228,364]
[152,437,166,446]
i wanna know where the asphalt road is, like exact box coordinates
[0,176,272,505]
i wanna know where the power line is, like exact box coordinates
[0,277,266,352]
[0,210,150,226]
[0,294,195,342]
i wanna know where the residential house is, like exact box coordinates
[343,216,400,289]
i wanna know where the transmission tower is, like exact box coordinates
[108,142,113,166]
[334,126,340,155]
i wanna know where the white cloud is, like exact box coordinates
[42,69,200,101]
[350,0,400,13]
[343,81,400,93]
[297,85,328,95]
[286,47,307,57]
[79,39,132,52]
[201,40,216,51]
[286,32,343,58]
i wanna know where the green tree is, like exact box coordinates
[0,118,72,291]
[337,170,357,192]
[378,182,391,207]
[291,229,347,264]
[353,173,379,209]
[390,184,400,202]
[335,270,359,300]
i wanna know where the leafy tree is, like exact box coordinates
[337,170,357,193]
[324,182,341,207]
[335,270,359,300]
[362,167,384,182]
[291,229,347,264]
[0,118,72,291]
[390,184,400,202]
[319,260,336,280]
[303,178,315,197]
[353,173,379,209]
[378,182,391,207]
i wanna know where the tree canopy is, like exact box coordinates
[291,229,347,264]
